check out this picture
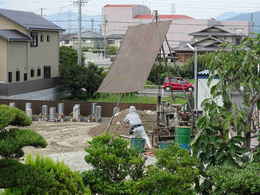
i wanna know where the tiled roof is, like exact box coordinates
[104,4,137,8]
[134,14,193,19]
[0,29,31,41]
[0,8,63,31]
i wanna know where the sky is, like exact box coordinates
[0,0,260,18]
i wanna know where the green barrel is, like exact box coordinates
[175,126,191,145]
[131,138,145,153]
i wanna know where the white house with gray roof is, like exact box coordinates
[0,8,63,96]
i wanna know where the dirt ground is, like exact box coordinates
[23,121,101,156]
[23,109,156,156]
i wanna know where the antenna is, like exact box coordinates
[40,8,46,16]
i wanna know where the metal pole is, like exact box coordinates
[103,17,107,58]
[194,47,198,113]
[78,0,82,65]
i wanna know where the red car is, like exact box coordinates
[162,77,193,91]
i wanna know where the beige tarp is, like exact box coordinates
[98,21,171,93]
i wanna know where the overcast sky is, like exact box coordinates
[1,0,260,18]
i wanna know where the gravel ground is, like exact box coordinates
[23,121,99,155]
[48,151,156,172]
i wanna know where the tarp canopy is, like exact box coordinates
[98,21,171,93]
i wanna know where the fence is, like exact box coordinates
[0,99,156,117]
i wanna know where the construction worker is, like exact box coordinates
[123,106,152,149]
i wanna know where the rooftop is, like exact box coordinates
[0,8,63,31]
[0,29,31,41]
[134,14,193,19]
[104,4,137,8]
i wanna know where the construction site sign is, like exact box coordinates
[98,21,171,93]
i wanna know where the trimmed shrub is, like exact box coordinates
[82,134,145,195]
[3,155,90,195]
[0,129,47,158]
[134,145,199,195]
[207,163,260,195]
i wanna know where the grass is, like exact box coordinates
[89,94,187,105]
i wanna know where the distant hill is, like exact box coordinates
[219,11,260,33]
[216,12,239,20]
[45,11,103,33]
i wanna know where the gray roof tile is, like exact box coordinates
[0,8,63,31]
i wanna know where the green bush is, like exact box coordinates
[82,134,145,195]
[3,155,90,195]
[0,105,31,129]
[0,129,47,158]
[134,145,199,195]
[207,163,260,195]
[0,159,56,190]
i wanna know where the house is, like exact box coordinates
[0,8,63,96]
[106,34,124,48]
[60,31,104,50]
[173,23,248,63]
[103,4,249,52]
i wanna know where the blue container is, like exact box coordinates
[179,144,190,150]
[131,138,145,153]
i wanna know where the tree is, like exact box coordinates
[0,105,48,189]
[193,35,260,167]
[59,46,105,99]
[82,134,145,195]
[59,46,78,67]
[106,45,119,56]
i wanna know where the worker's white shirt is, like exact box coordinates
[123,112,142,127]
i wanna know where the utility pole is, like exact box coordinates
[154,10,159,23]
[91,18,94,32]
[74,0,88,65]
[103,16,107,58]
[187,43,198,114]
[250,13,254,36]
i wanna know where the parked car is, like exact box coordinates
[162,77,193,91]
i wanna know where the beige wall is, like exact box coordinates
[7,41,28,82]
[0,38,7,82]
[0,16,28,35]
[5,31,60,83]
[29,31,60,79]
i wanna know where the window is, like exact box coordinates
[30,32,38,47]
[37,68,41,77]
[44,66,51,79]
[107,40,115,45]
[64,40,70,44]
[47,35,50,42]
[31,69,35,78]
[8,72,12,83]
[40,34,44,42]
[235,37,241,45]
[24,73,28,81]
[16,71,20,82]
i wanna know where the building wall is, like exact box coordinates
[0,16,28,35]
[7,41,28,82]
[29,31,60,79]
[0,38,7,82]
[103,5,250,50]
